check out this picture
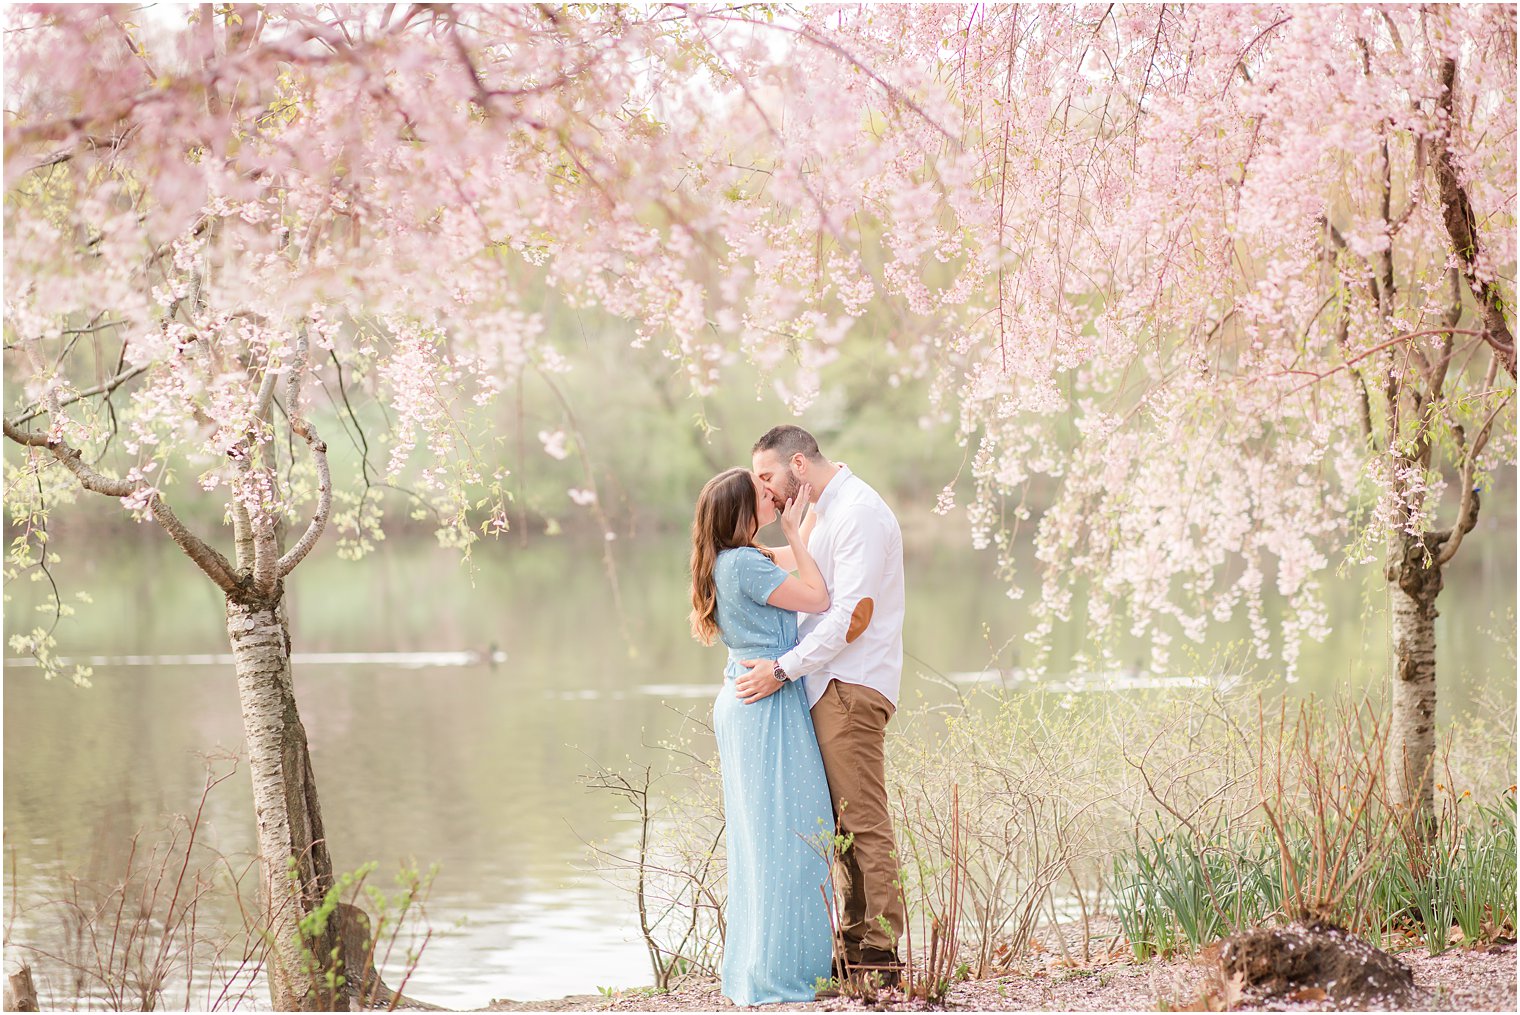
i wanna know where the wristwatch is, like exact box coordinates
[772,661,789,684]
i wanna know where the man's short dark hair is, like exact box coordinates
[753,425,824,464]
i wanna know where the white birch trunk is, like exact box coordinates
[227,592,348,1010]
[1388,548,1441,828]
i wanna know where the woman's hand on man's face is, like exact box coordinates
[779,483,812,536]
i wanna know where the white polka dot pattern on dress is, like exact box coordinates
[711,548,835,1006]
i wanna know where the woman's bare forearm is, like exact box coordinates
[786,527,828,606]
[768,510,816,572]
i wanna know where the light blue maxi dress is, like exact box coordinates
[710,547,835,1006]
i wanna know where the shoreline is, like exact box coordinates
[479,939,1517,1012]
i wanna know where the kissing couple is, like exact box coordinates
[688,425,907,1005]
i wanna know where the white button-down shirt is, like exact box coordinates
[777,465,905,709]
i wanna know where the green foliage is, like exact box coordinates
[1373,792,1518,955]
[2,465,94,685]
[1462,795,1518,942]
[887,670,1277,976]
[1112,824,1281,960]
[1112,791,1517,960]
[286,857,439,1008]
[595,984,666,1000]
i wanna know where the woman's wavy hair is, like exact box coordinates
[689,467,775,646]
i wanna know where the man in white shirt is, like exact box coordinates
[735,425,906,986]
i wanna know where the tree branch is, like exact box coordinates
[277,326,332,577]
[1425,267,1463,399]
[1279,328,1489,392]
[2,419,241,594]
[682,4,960,145]
[9,363,149,426]
[1435,355,1506,566]
[231,339,286,597]
[1334,314,1375,441]
[1434,56,1516,380]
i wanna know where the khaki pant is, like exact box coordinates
[810,679,905,960]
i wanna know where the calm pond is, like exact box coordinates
[4,525,1514,1009]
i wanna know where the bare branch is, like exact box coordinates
[240,338,286,597]
[277,327,332,577]
[1278,327,1490,393]
[1435,355,1507,566]
[9,363,149,426]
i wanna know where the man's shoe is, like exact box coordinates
[857,948,903,990]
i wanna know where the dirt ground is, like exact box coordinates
[478,938,1516,1013]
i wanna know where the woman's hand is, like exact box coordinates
[779,483,812,539]
[768,481,829,613]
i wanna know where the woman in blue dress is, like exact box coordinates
[689,467,836,1006]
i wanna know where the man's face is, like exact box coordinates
[752,448,802,514]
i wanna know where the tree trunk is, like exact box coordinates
[1387,538,1442,829]
[226,589,352,1011]
[5,963,40,1011]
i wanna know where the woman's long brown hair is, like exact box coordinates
[689,467,776,646]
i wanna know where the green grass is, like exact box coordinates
[1111,821,1280,960]
[1372,794,1518,955]
[1111,794,1517,959]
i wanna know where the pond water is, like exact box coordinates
[3,525,1514,1009]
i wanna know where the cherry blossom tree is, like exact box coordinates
[788,4,1515,828]
[0,2,928,1005]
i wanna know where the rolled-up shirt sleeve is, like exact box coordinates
[777,507,886,679]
